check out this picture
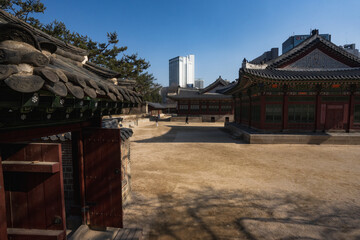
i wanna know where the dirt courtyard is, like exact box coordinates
[123,121,360,240]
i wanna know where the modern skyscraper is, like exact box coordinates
[169,54,195,88]
[282,30,331,54]
[195,78,204,89]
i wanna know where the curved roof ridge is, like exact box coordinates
[264,34,360,68]
[276,67,360,72]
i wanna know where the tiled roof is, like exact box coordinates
[199,76,230,94]
[0,9,142,104]
[216,82,237,94]
[167,88,232,100]
[147,102,176,109]
[242,67,360,83]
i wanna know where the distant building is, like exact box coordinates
[195,78,204,89]
[167,76,234,122]
[169,54,195,88]
[251,48,279,64]
[282,30,331,54]
[342,44,360,57]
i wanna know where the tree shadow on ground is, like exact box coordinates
[123,187,360,240]
[134,125,245,144]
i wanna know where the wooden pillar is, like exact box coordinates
[0,155,8,240]
[348,93,355,132]
[260,95,266,129]
[206,101,209,115]
[75,130,87,225]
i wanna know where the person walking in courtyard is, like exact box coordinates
[156,116,159,127]
[185,115,189,124]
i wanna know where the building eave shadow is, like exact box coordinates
[134,125,245,144]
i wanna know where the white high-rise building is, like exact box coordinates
[169,54,195,88]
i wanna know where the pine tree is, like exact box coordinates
[0,0,162,102]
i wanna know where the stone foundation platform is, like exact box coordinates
[225,122,360,145]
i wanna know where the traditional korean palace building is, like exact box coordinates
[224,30,360,132]
[168,77,234,122]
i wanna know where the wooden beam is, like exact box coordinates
[0,156,8,240]
[0,121,95,143]
[2,161,60,173]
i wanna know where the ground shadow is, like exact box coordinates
[124,187,360,240]
[135,125,245,144]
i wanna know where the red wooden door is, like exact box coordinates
[83,128,123,228]
[325,105,344,130]
[1,143,66,240]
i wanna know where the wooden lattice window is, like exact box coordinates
[179,105,188,110]
[265,104,282,123]
[288,104,315,123]
[190,104,199,110]
[355,105,360,123]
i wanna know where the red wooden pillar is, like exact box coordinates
[315,92,322,131]
[260,95,266,129]
[75,130,87,225]
[0,156,8,240]
[348,93,354,132]
[282,93,288,131]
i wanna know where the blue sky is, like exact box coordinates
[36,0,360,87]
